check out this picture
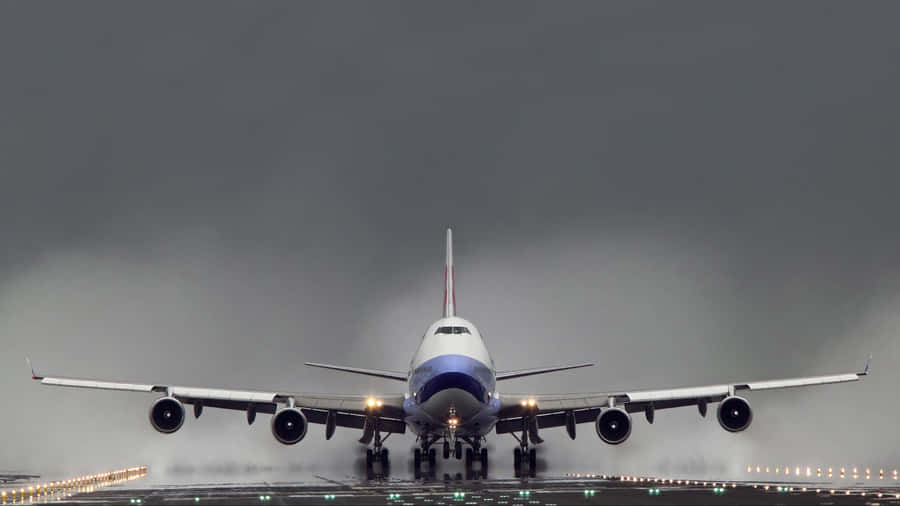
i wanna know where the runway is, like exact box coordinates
[5,469,900,505]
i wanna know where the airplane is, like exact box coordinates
[0,473,40,484]
[29,228,871,478]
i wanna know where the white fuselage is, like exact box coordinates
[403,316,500,437]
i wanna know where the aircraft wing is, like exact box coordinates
[29,360,406,437]
[497,356,870,437]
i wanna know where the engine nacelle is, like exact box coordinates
[717,396,753,432]
[149,397,185,434]
[271,408,308,445]
[595,407,632,445]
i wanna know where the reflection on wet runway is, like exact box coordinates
[0,466,146,504]
[5,464,900,505]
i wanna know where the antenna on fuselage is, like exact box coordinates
[443,228,456,317]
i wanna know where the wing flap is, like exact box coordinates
[624,385,730,403]
[172,386,278,403]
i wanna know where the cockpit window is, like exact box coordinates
[435,326,470,335]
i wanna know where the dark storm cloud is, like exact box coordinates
[1,1,899,481]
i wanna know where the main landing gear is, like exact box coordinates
[512,446,536,478]
[461,437,488,479]
[464,447,489,479]
[365,432,390,479]
[414,436,488,480]
[512,431,537,478]
[413,437,438,479]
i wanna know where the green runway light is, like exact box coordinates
[194,498,200,502]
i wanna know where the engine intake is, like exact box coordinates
[271,408,308,445]
[717,396,753,432]
[149,397,185,434]
[595,407,632,445]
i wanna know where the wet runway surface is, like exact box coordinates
[7,472,900,505]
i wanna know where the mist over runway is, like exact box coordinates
[1,0,900,487]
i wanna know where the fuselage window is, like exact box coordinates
[435,326,470,335]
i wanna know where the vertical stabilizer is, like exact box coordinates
[443,228,456,317]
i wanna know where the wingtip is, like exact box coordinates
[25,357,42,380]
[862,353,872,375]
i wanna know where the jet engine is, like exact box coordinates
[271,408,308,445]
[595,407,632,445]
[149,397,185,434]
[717,396,753,432]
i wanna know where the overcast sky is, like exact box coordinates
[2,1,899,483]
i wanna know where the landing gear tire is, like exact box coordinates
[381,448,390,469]
[528,448,537,478]
[480,448,488,478]
[513,448,522,478]
[465,448,473,468]
[455,441,462,459]
[428,448,437,469]
[366,449,374,468]
[443,440,450,460]
[414,449,422,479]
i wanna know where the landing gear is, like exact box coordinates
[413,437,439,479]
[443,440,451,460]
[512,421,538,478]
[513,444,536,477]
[365,431,390,478]
[414,449,422,480]
[462,439,488,480]
[454,440,462,459]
